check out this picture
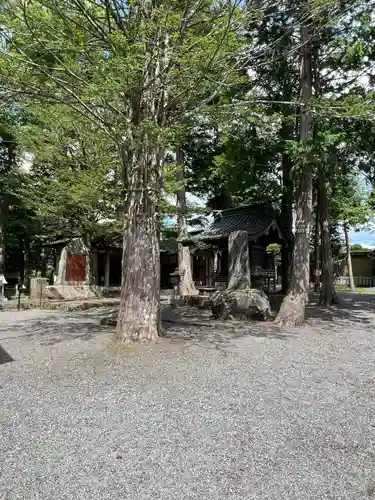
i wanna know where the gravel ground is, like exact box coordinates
[1,293,375,499]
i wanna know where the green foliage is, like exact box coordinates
[350,244,369,252]
[0,0,246,139]
[266,243,281,255]
[267,243,281,267]
[14,104,121,240]
[0,0,248,250]
[0,0,374,281]
[330,175,371,229]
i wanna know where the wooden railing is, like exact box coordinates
[195,272,280,292]
[335,276,375,288]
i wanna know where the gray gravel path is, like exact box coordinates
[1,294,375,499]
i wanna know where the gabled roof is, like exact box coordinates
[179,204,284,243]
[40,238,74,248]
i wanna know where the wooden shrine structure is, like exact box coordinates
[38,204,285,292]
[179,204,285,291]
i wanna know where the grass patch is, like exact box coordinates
[335,285,375,293]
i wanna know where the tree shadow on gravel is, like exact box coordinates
[0,309,112,346]
[0,344,13,364]
[161,306,294,352]
[306,292,375,330]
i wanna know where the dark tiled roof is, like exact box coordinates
[93,234,123,248]
[160,238,178,253]
[40,238,72,247]
[179,204,283,243]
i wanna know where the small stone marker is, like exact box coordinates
[30,278,48,301]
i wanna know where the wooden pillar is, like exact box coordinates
[228,230,251,290]
[104,251,110,287]
[190,249,194,275]
[206,252,213,286]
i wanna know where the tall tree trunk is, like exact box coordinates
[83,235,93,285]
[176,149,198,299]
[0,224,4,275]
[276,23,314,327]
[116,146,161,343]
[273,253,278,291]
[23,239,30,288]
[314,202,321,293]
[280,147,294,295]
[344,224,355,292]
[318,174,339,305]
[116,8,168,342]
[0,197,6,276]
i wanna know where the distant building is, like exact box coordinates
[179,203,285,289]
[38,203,285,291]
[341,250,375,279]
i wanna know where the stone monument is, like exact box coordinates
[228,230,251,290]
[210,230,271,320]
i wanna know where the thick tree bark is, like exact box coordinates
[314,202,321,293]
[273,254,277,291]
[280,127,294,295]
[83,235,93,285]
[116,147,161,343]
[0,223,5,300]
[116,6,168,342]
[178,245,198,297]
[228,230,251,290]
[0,197,6,276]
[176,149,198,298]
[276,24,314,327]
[23,239,31,287]
[344,224,355,292]
[318,175,339,305]
[0,224,4,275]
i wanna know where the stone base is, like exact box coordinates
[99,286,121,298]
[210,288,271,321]
[45,284,102,301]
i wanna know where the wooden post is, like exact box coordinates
[206,252,213,286]
[228,230,251,290]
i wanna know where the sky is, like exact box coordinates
[348,229,375,248]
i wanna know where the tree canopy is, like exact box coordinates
[0,0,374,333]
